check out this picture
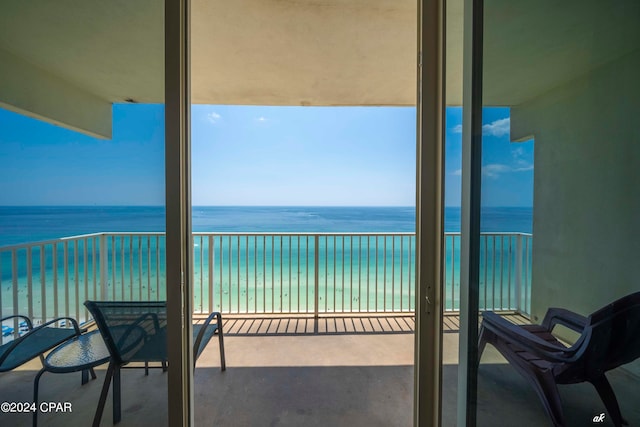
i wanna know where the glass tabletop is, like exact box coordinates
[44,330,110,372]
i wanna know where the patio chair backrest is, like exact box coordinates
[84,301,167,365]
[586,291,640,369]
[569,291,640,378]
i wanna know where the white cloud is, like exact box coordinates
[450,118,509,137]
[513,164,534,172]
[511,146,524,158]
[207,112,221,124]
[511,146,533,171]
[482,164,512,178]
[452,169,462,176]
[482,117,510,137]
[257,117,268,122]
[482,162,533,178]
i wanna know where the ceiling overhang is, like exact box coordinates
[0,0,638,138]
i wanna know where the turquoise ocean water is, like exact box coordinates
[0,206,532,323]
[0,206,532,247]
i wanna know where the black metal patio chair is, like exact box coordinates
[478,291,640,427]
[84,300,225,426]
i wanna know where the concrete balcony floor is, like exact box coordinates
[1,314,639,426]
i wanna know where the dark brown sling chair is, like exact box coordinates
[478,291,640,427]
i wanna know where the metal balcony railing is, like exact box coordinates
[0,232,532,335]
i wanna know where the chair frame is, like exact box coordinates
[84,300,225,427]
[1,315,83,372]
[479,292,640,427]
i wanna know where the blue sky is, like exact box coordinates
[0,105,533,207]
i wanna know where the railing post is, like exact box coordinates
[12,250,19,336]
[525,235,531,317]
[314,235,319,333]
[27,247,33,320]
[515,234,523,314]
[100,234,108,301]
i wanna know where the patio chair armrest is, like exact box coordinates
[131,312,162,333]
[481,312,575,362]
[193,312,222,361]
[112,312,161,351]
[1,314,33,330]
[540,307,587,333]
[39,317,82,335]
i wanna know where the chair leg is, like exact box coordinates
[480,320,564,425]
[530,371,565,427]
[591,375,628,427]
[504,362,566,427]
[93,361,115,427]
[113,364,121,424]
[216,316,226,371]
[478,325,488,363]
[33,368,46,427]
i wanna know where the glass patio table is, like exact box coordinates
[33,329,110,427]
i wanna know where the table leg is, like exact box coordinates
[93,361,114,427]
[33,368,46,427]
[81,368,97,384]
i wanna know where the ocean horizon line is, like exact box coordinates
[1,205,533,247]
[0,204,533,209]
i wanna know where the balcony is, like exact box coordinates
[2,312,639,426]
[7,232,637,426]
[0,231,534,425]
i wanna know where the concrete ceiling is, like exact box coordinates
[191,0,418,106]
[0,0,638,137]
[481,0,640,106]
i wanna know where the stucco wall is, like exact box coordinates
[511,49,640,375]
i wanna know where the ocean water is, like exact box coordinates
[0,205,531,246]
[0,206,532,325]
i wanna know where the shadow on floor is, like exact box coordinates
[0,319,638,427]
[221,315,415,336]
[195,365,413,427]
